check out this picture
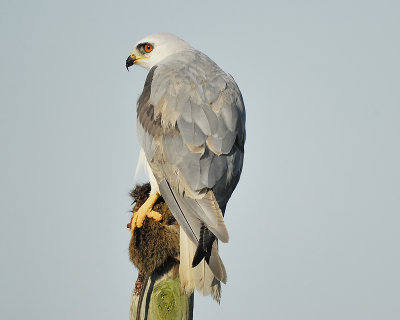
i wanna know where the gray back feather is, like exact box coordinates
[137,49,245,245]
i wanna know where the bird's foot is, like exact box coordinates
[130,192,162,234]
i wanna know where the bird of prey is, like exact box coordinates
[126,33,245,300]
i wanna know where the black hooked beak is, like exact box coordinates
[126,55,136,71]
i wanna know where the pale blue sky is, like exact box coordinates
[1,0,399,319]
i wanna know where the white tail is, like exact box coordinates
[179,227,221,302]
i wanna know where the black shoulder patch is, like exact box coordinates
[137,66,157,111]
[137,66,179,137]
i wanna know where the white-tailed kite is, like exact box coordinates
[126,33,245,301]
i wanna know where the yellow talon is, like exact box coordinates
[131,192,161,234]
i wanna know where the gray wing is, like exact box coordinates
[136,51,245,279]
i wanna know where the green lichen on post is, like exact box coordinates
[130,274,193,320]
[148,277,192,320]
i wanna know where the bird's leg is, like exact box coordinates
[131,192,162,234]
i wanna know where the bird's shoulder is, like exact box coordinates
[147,50,242,113]
[153,50,233,90]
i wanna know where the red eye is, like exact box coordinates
[144,44,153,53]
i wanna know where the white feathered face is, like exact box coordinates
[126,33,193,70]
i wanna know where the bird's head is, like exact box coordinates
[126,33,193,71]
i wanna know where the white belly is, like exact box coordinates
[134,148,159,195]
[146,159,159,194]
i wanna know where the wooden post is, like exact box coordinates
[129,272,193,320]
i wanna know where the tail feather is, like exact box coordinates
[185,191,229,243]
[208,241,227,284]
[158,179,227,300]
[192,225,214,267]
[179,228,222,301]
[191,225,226,283]
[179,227,196,295]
